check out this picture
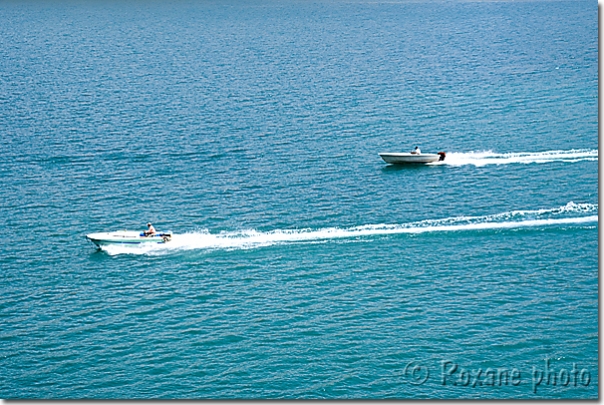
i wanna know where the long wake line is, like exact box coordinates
[434,149,598,167]
[101,202,598,255]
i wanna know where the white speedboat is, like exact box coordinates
[379,152,446,165]
[86,230,173,247]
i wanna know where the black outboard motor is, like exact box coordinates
[437,152,446,161]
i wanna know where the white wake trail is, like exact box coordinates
[100,202,598,256]
[436,149,598,167]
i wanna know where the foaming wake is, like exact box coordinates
[100,202,597,256]
[433,149,598,167]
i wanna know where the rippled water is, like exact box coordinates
[0,0,597,399]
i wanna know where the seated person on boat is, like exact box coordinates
[144,223,156,236]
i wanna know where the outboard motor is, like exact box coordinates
[437,152,446,161]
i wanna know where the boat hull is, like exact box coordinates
[86,230,172,247]
[379,152,445,164]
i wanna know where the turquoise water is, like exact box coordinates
[0,0,598,399]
